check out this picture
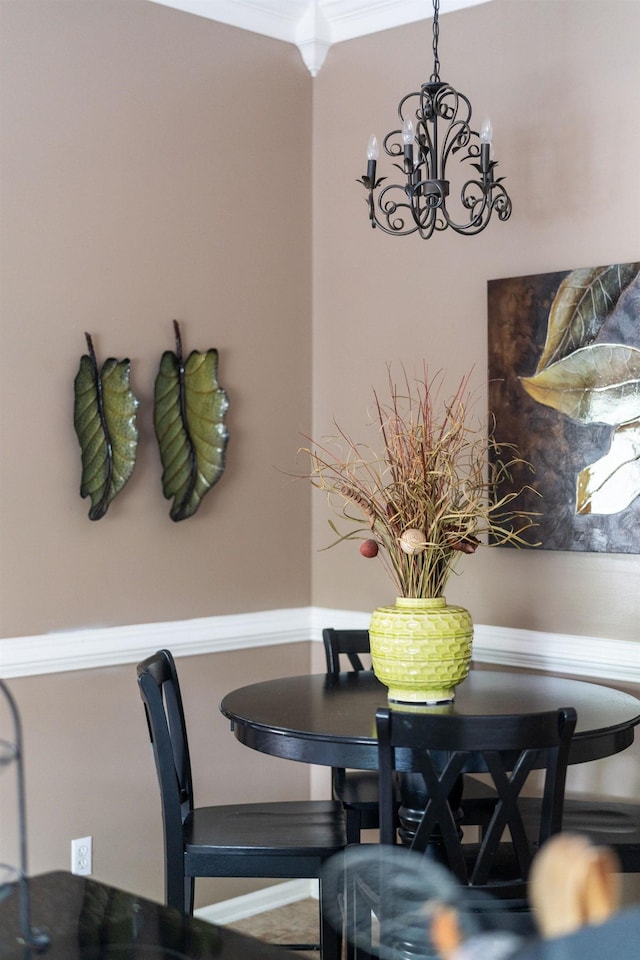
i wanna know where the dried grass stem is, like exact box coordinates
[301,367,537,598]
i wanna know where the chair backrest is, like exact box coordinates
[323,628,371,675]
[376,705,577,897]
[137,650,194,846]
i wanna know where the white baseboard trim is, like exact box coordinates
[195,879,318,925]
[1,606,638,685]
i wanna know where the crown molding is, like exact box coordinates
[147,0,491,75]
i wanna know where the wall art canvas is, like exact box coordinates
[488,261,640,553]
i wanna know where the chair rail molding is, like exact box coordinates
[0,608,638,684]
[147,0,491,75]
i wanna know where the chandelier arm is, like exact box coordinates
[373,183,423,236]
[442,181,512,235]
[382,129,405,159]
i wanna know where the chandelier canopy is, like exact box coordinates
[358,0,512,238]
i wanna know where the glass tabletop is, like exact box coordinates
[0,872,296,960]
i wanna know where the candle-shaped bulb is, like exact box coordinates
[479,117,493,144]
[402,117,415,146]
[367,134,379,161]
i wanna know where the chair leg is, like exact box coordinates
[319,875,342,960]
[184,876,194,916]
[346,808,363,845]
[166,854,189,914]
[351,876,373,960]
[341,857,373,960]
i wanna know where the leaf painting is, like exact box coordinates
[73,333,140,520]
[154,320,229,522]
[521,343,640,425]
[535,263,640,373]
[576,421,640,515]
[488,261,640,552]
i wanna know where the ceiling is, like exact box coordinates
[148,0,490,75]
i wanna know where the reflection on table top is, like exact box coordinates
[0,871,295,960]
[221,669,640,768]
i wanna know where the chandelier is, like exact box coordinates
[358,0,512,238]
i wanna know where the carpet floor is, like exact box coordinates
[226,898,321,955]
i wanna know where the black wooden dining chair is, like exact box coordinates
[322,629,379,844]
[345,704,578,960]
[322,628,501,844]
[518,794,640,872]
[323,628,372,676]
[137,649,346,959]
[375,705,577,896]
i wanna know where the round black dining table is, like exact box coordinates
[220,669,640,769]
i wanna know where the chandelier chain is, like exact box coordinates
[431,0,440,83]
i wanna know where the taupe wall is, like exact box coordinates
[0,645,314,906]
[312,0,640,641]
[1,0,639,910]
[0,0,314,905]
[0,0,312,639]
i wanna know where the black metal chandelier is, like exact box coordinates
[358,0,512,238]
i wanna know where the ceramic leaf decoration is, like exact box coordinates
[73,333,140,520]
[154,320,229,521]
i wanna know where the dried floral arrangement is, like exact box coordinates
[302,367,537,599]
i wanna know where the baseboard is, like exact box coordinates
[1,606,637,684]
[194,879,318,925]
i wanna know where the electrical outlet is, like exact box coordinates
[71,836,92,876]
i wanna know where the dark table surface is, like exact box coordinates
[0,871,295,960]
[221,669,640,768]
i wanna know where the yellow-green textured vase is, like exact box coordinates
[369,596,473,703]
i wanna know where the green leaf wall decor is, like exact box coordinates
[154,320,229,521]
[73,333,140,520]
